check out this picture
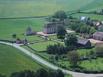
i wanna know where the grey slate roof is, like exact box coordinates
[93,32,103,37]
[77,38,90,45]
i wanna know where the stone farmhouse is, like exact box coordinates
[43,22,64,34]
[93,32,103,41]
[16,38,28,44]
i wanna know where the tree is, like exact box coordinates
[56,70,64,77]
[69,21,95,34]
[12,33,17,39]
[55,54,59,61]
[48,70,64,77]
[100,9,103,15]
[57,26,66,40]
[47,44,67,55]
[35,68,48,77]
[95,44,103,57]
[48,70,56,77]
[0,74,6,77]
[89,27,96,34]
[10,70,35,77]
[10,69,66,77]
[53,11,67,20]
[68,51,80,67]
[80,25,88,33]
[64,33,77,50]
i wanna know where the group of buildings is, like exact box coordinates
[16,16,103,47]
[80,16,103,41]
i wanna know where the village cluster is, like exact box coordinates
[1,1,103,77]
[12,10,103,72]
[15,15,103,47]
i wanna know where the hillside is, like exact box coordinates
[0,0,95,17]
[80,0,103,12]
[0,44,42,76]
[0,18,45,39]
[0,0,103,39]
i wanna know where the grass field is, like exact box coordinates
[0,0,103,40]
[0,0,95,17]
[80,0,103,12]
[0,44,42,76]
[72,13,103,21]
[80,58,103,71]
[29,41,57,51]
[0,18,45,40]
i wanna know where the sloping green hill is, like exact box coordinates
[80,0,103,12]
[0,18,45,40]
[0,0,94,17]
[0,44,42,76]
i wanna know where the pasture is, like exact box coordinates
[0,0,103,40]
[29,41,57,51]
[0,18,45,40]
[72,13,103,21]
[0,0,94,17]
[80,0,103,12]
[0,44,42,76]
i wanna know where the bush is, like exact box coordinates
[10,69,65,77]
[47,44,67,55]
[68,51,80,67]
[95,44,103,57]
[53,10,67,20]
[0,74,6,77]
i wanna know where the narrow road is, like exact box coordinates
[0,41,103,77]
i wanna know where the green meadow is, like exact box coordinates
[29,41,57,51]
[0,18,45,40]
[0,0,103,39]
[0,44,42,76]
[0,0,94,17]
[80,0,103,12]
[72,13,103,21]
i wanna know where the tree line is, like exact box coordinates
[0,68,65,77]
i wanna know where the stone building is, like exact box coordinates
[43,22,63,34]
[77,38,91,48]
[93,32,103,41]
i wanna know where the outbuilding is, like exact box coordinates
[77,38,91,48]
